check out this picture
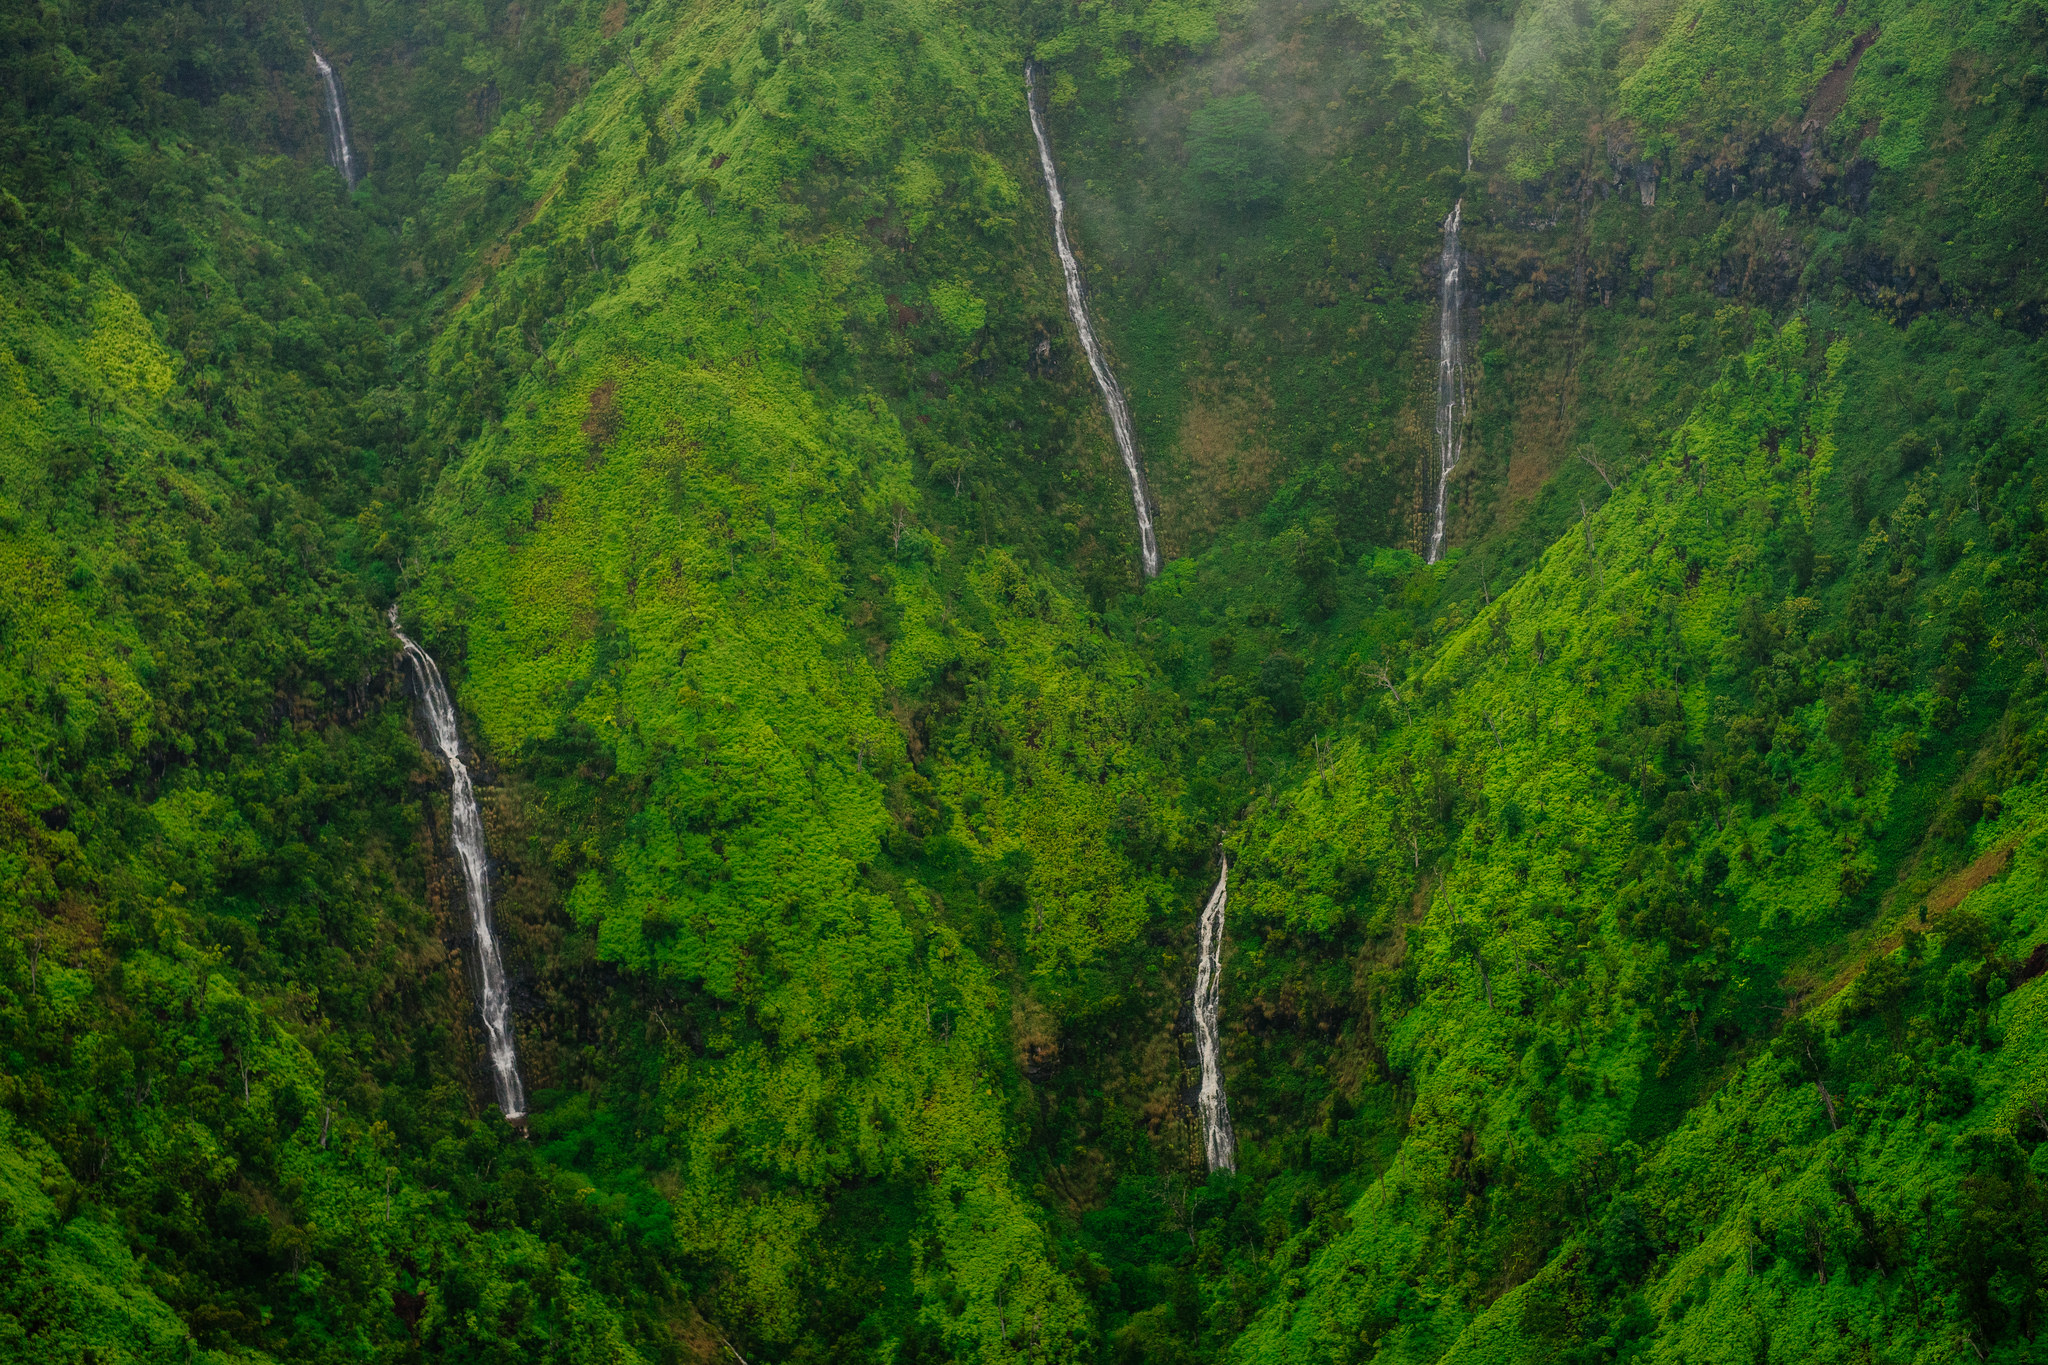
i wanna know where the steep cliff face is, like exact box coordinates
[1215,312,2048,1363]
[2,0,2045,1361]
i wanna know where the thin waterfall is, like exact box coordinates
[389,608,527,1120]
[311,49,360,189]
[1193,854,1236,1173]
[1024,64,1162,579]
[1425,200,1467,565]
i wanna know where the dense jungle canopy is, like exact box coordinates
[2,0,2047,1360]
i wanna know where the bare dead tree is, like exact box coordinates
[1368,658,1404,710]
[1813,1078,1839,1131]
[227,1042,252,1101]
[707,1318,752,1365]
[1392,807,1421,871]
[1575,443,1617,491]
[2012,619,2048,677]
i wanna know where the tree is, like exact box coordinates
[1184,95,1281,210]
[1290,515,1342,619]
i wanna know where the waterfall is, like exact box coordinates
[389,609,528,1120]
[311,49,360,189]
[1425,200,1467,565]
[1024,64,1162,579]
[1193,855,1236,1173]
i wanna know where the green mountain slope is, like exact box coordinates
[1218,312,2048,1363]
[1,0,2044,1361]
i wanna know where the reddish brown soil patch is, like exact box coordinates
[1157,395,1278,556]
[1804,25,1880,130]
[583,378,621,452]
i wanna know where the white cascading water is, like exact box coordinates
[1024,64,1162,579]
[311,49,360,189]
[1193,855,1236,1173]
[388,609,527,1120]
[1425,200,1467,565]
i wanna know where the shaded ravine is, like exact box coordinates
[389,609,528,1120]
[1425,199,1467,564]
[1025,63,1162,579]
[1193,854,1236,1173]
[311,47,360,189]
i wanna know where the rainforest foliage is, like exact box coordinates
[2,0,2046,1362]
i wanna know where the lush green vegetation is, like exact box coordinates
[3,0,2045,1361]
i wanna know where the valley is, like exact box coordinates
[1,0,2044,1362]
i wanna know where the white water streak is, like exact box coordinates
[389,609,527,1120]
[1194,856,1236,1173]
[312,50,359,189]
[1426,200,1467,564]
[1025,65,1161,578]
